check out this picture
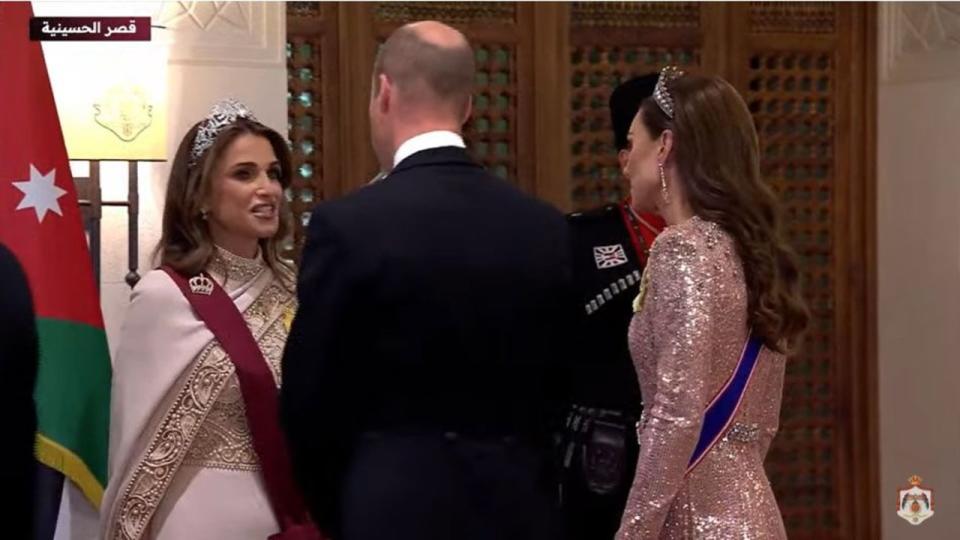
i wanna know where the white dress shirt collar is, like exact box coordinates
[392,130,465,169]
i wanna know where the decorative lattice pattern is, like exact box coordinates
[372,30,519,185]
[571,2,700,28]
[747,51,838,534]
[285,35,323,259]
[464,43,517,183]
[750,2,836,34]
[287,1,320,17]
[376,2,515,24]
[570,46,699,210]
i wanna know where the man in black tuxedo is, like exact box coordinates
[281,21,573,540]
[0,243,38,538]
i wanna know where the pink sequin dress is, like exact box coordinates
[616,216,788,539]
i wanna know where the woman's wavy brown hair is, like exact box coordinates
[640,73,809,353]
[154,117,295,288]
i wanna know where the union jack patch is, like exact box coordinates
[593,244,628,269]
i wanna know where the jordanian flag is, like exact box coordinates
[0,0,111,517]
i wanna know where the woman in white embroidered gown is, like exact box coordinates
[101,101,297,540]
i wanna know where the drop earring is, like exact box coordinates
[658,162,670,205]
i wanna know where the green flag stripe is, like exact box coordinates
[35,317,111,493]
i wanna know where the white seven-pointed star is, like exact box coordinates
[13,164,67,222]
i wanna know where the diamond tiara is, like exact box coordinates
[653,65,686,119]
[189,98,259,168]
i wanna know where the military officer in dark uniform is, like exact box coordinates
[559,74,665,539]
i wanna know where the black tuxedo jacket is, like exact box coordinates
[281,147,575,539]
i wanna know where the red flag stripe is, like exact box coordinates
[0,2,104,329]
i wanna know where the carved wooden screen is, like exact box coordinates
[286,3,877,537]
[743,29,840,540]
[733,4,876,539]
[372,2,532,191]
[568,2,703,210]
[285,2,339,259]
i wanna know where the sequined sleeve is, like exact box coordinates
[616,229,722,539]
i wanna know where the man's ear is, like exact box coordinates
[460,94,473,126]
[377,73,392,114]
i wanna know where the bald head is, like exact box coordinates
[373,21,475,116]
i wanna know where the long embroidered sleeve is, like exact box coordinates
[616,222,718,538]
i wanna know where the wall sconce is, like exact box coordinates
[43,35,168,287]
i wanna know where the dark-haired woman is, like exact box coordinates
[615,68,809,539]
[101,100,299,540]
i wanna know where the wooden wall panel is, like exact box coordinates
[735,4,877,538]
[370,2,534,193]
[285,1,339,258]
[567,3,703,212]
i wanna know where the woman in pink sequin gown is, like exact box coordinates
[614,68,809,539]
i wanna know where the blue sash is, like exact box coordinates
[685,331,764,474]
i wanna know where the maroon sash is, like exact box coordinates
[163,267,323,540]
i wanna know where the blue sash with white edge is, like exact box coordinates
[685,331,764,475]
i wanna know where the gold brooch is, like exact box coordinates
[282,306,296,332]
[632,270,650,313]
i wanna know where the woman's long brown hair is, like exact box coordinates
[154,117,295,288]
[641,74,809,353]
